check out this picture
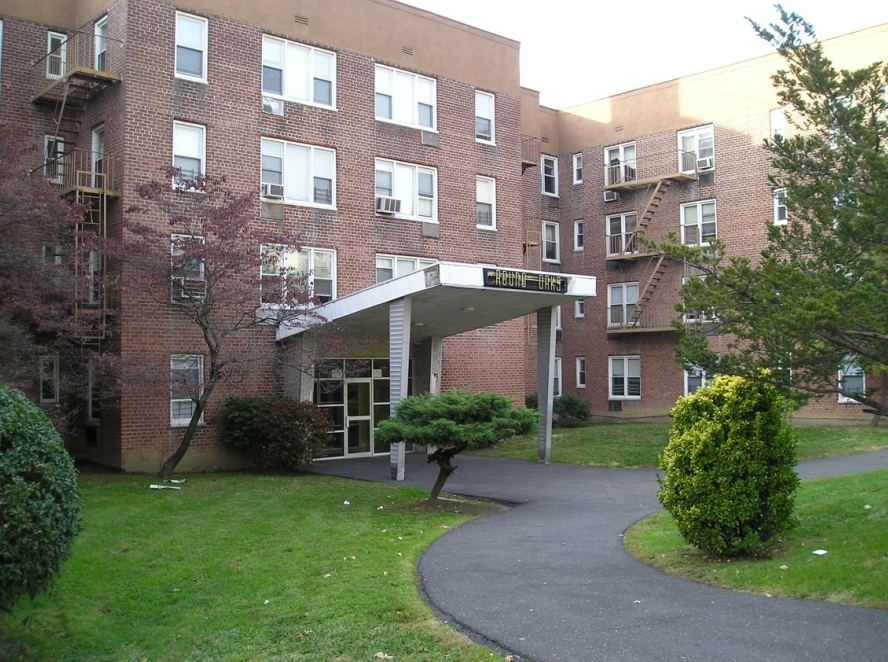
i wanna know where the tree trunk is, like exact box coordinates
[871,372,888,427]
[427,446,460,501]
[157,399,206,478]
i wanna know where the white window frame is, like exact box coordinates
[572,153,583,184]
[541,155,558,196]
[87,364,101,422]
[604,142,636,185]
[171,234,205,302]
[44,135,65,183]
[47,31,67,80]
[375,158,437,222]
[94,16,108,71]
[574,300,585,318]
[475,91,494,143]
[172,121,205,183]
[681,199,717,246]
[774,189,787,225]
[88,250,102,305]
[39,355,60,403]
[261,35,335,109]
[542,221,560,263]
[260,138,336,208]
[684,367,710,396]
[576,357,586,388]
[608,282,639,328]
[375,254,437,283]
[678,125,714,173]
[770,108,785,142]
[375,65,436,131]
[476,176,496,229]
[175,12,207,83]
[606,212,638,256]
[170,354,203,426]
[609,356,641,400]
[574,219,584,251]
[261,245,336,306]
[681,276,714,324]
[553,357,562,398]
[838,360,865,403]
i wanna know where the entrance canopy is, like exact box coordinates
[276,262,596,342]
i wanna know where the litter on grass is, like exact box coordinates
[149,484,180,490]
[812,549,828,556]
[164,479,186,484]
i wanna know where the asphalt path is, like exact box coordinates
[309,450,888,662]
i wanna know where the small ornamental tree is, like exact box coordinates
[374,390,537,501]
[0,385,80,612]
[658,375,799,557]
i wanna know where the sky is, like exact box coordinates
[400,0,888,109]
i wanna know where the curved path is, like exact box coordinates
[310,451,888,662]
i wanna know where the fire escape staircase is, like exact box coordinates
[626,254,670,329]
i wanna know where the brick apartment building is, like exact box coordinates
[0,0,882,471]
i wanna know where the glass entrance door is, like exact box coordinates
[345,380,372,455]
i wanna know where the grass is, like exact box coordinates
[472,421,888,468]
[0,473,507,662]
[623,468,888,608]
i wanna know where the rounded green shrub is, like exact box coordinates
[657,375,799,557]
[0,385,80,612]
[553,394,591,428]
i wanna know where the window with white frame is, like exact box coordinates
[44,135,65,183]
[610,356,640,399]
[88,250,102,304]
[476,176,495,229]
[39,355,59,403]
[770,108,785,142]
[261,36,335,108]
[261,138,335,207]
[88,364,101,421]
[170,354,203,425]
[774,189,787,225]
[574,300,585,318]
[553,357,562,397]
[261,245,335,305]
[375,65,436,130]
[542,221,559,262]
[574,220,584,251]
[681,276,714,324]
[541,155,558,196]
[47,32,66,79]
[685,367,710,395]
[175,12,207,82]
[576,357,586,388]
[605,142,636,185]
[171,234,205,301]
[94,16,108,71]
[681,200,717,246]
[172,121,205,182]
[475,91,494,142]
[375,159,436,221]
[608,282,638,328]
[678,125,714,173]
[376,254,437,282]
[607,212,637,256]
[573,153,583,184]
[838,360,865,403]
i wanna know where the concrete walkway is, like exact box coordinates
[309,451,888,662]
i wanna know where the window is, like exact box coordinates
[607,212,637,256]
[172,121,205,182]
[838,360,865,403]
[681,276,714,324]
[574,300,585,318]
[376,255,437,282]
[553,357,562,397]
[574,220,584,251]
[608,283,638,328]
[261,245,335,305]
[685,367,710,396]
[576,357,586,388]
[47,32,67,79]
[171,234,205,301]
[261,138,335,207]
[39,356,59,403]
[91,125,105,188]
[541,156,558,196]
[175,13,207,81]
[475,91,494,142]
[170,355,203,425]
[610,356,640,399]
[0,21,4,86]
[681,200,717,246]
[88,250,102,304]
[88,364,101,421]
[605,142,636,185]
[678,125,714,173]
[375,159,436,221]
[261,36,335,108]
[542,221,559,262]
[44,136,65,183]
[573,153,583,184]
[774,189,787,225]
[476,177,495,229]
[770,108,785,141]
[375,65,436,130]
[94,17,108,70]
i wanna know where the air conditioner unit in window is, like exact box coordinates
[604,190,619,203]
[375,196,401,214]
[172,277,206,302]
[696,157,715,171]
[261,183,284,199]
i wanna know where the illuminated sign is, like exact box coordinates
[483,268,569,293]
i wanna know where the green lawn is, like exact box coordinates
[472,422,888,468]
[624,468,888,608]
[0,474,504,662]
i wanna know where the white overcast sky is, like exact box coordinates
[401,0,888,109]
